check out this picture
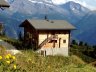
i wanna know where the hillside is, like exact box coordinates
[0,37,96,72]
[14,50,96,72]
[0,49,96,72]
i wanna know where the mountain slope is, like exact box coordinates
[59,1,90,24]
[75,11,96,45]
[4,0,90,22]
[0,13,21,39]
[5,0,68,17]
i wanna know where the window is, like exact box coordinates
[29,33,32,38]
[26,32,32,38]
[49,40,57,43]
[63,40,66,43]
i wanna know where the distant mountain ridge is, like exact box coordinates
[1,0,96,45]
[4,0,90,19]
[75,11,96,45]
[59,1,90,24]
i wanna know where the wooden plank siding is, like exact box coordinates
[38,30,70,49]
[22,21,38,49]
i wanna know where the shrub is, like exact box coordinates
[0,45,24,72]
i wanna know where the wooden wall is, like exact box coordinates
[38,30,70,49]
[22,21,71,50]
[23,21,38,49]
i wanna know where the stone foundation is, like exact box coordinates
[37,47,69,56]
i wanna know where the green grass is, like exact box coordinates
[70,45,96,63]
[14,50,96,72]
[0,37,96,72]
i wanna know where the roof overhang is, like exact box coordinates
[0,5,10,7]
[20,19,76,30]
[0,0,10,8]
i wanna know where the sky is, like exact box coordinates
[52,0,96,10]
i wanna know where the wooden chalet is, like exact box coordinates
[20,19,75,56]
[0,0,10,7]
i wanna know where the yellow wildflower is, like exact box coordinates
[0,56,2,60]
[12,56,16,60]
[13,64,16,69]
[5,55,10,59]
[6,60,10,64]
[7,54,11,57]
[5,54,11,59]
